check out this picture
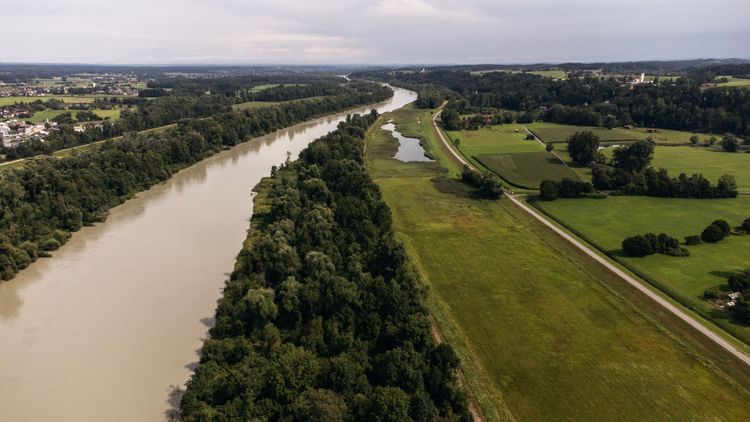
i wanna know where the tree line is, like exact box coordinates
[2,78,369,162]
[353,69,750,137]
[0,83,393,280]
[242,84,347,102]
[539,132,738,200]
[180,113,471,421]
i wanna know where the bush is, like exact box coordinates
[19,241,39,261]
[742,217,750,233]
[539,180,560,201]
[9,248,32,270]
[711,219,731,237]
[701,223,725,243]
[538,178,593,201]
[722,135,740,152]
[39,238,61,251]
[622,235,653,257]
[622,232,685,257]
[684,235,701,245]
[461,165,503,199]
[728,270,750,292]
[703,287,722,300]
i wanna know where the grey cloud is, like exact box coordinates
[0,0,748,64]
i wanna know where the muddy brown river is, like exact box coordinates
[0,87,415,422]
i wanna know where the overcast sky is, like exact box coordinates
[2,0,749,65]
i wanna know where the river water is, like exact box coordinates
[381,121,434,162]
[0,87,415,422]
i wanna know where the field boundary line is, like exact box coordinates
[431,110,750,367]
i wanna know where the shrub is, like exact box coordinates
[622,235,653,257]
[622,232,685,257]
[742,218,750,233]
[684,235,701,245]
[539,180,560,201]
[712,219,731,236]
[703,287,722,300]
[461,165,503,199]
[701,223,725,243]
[538,178,593,201]
[728,270,750,292]
[39,238,62,252]
[9,248,32,270]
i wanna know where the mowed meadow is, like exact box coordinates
[365,104,750,421]
[535,195,750,345]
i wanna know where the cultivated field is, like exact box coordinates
[447,124,578,188]
[365,104,750,421]
[476,151,579,189]
[535,196,750,344]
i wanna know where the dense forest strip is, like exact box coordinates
[353,69,750,137]
[1,77,351,162]
[0,83,392,281]
[180,113,471,421]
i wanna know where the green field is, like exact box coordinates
[232,101,280,110]
[448,124,544,157]
[249,83,307,92]
[23,108,124,123]
[447,124,578,188]
[0,95,112,106]
[651,146,750,191]
[476,152,580,189]
[366,104,750,421]
[531,122,704,145]
[715,76,750,88]
[535,196,750,344]
[558,144,750,190]
[528,69,567,79]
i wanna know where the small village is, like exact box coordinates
[0,119,57,148]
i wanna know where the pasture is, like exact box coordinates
[528,69,567,79]
[651,146,750,191]
[535,195,750,344]
[476,152,579,189]
[232,101,280,110]
[715,76,750,88]
[531,122,704,145]
[447,124,544,156]
[23,108,124,123]
[365,104,750,421]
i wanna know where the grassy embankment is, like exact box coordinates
[446,123,579,189]
[535,196,750,345]
[365,103,750,421]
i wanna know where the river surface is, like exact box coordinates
[0,87,415,422]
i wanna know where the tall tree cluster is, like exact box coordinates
[180,113,470,421]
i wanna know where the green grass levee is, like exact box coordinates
[365,103,750,421]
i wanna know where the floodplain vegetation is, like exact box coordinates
[0,82,392,280]
[181,113,471,421]
[364,103,750,421]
